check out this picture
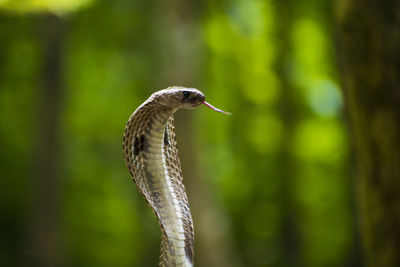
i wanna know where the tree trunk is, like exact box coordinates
[275,2,301,265]
[29,13,65,267]
[153,1,237,266]
[338,1,400,266]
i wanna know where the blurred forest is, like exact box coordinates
[0,0,399,267]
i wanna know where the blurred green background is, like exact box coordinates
[0,0,361,266]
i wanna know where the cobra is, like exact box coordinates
[122,87,230,266]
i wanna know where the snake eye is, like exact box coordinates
[182,91,191,102]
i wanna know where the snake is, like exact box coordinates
[122,87,230,266]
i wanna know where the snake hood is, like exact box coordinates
[123,87,229,267]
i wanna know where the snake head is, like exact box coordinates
[153,87,205,109]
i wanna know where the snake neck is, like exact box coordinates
[124,105,194,267]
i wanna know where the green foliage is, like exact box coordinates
[0,0,358,266]
[0,0,93,13]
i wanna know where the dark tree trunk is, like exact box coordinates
[29,13,65,267]
[153,1,238,266]
[338,1,400,266]
[274,2,301,266]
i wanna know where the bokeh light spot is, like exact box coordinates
[308,79,343,117]
[294,118,346,162]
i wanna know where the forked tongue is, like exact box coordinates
[203,102,231,115]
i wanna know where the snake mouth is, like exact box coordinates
[202,102,231,115]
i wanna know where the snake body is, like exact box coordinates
[123,87,225,266]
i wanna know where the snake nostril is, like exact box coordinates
[195,95,205,103]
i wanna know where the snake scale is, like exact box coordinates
[122,87,229,266]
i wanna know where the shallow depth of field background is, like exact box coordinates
[0,1,359,267]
